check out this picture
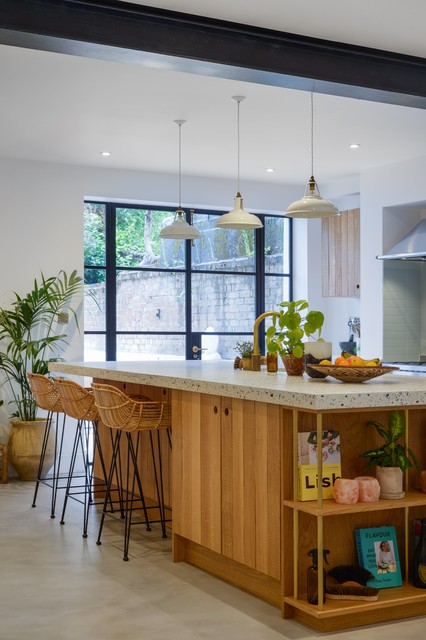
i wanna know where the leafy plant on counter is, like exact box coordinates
[0,270,82,421]
[265,299,324,358]
[234,340,254,358]
[360,410,420,472]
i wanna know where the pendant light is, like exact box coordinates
[285,93,340,219]
[215,96,263,229]
[159,120,201,240]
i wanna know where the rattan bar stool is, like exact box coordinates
[91,382,172,561]
[54,378,111,538]
[27,373,68,518]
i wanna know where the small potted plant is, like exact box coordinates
[234,340,254,371]
[360,410,420,499]
[265,300,324,376]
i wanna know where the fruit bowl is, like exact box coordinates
[308,365,399,383]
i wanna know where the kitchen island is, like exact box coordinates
[49,360,426,631]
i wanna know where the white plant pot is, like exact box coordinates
[376,466,405,499]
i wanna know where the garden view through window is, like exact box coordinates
[84,202,292,361]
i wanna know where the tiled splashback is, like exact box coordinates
[383,261,425,361]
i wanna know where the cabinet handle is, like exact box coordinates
[224,407,229,416]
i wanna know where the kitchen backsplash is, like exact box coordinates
[383,260,425,361]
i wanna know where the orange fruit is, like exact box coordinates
[346,355,365,366]
[334,356,346,365]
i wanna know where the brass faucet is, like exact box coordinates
[252,311,279,371]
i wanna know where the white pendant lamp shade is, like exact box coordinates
[286,176,340,218]
[159,120,201,240]
[216,96,262,230]
[215,192,263,229]
[285,94,339,219]
[159,207,201,239]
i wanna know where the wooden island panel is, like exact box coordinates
[172,390,283,603]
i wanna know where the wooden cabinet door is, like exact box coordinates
[322,208,360,297]
[172,390,222,553]
[172,390,282,579]
[221,397,282,579]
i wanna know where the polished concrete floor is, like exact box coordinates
[1,480,425,640]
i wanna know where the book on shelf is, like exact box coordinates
[297,430,341,500]
[355,525,402,588]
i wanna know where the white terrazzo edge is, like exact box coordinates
[48,360,426,411]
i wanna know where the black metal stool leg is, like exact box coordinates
[97,430,122,545]
[60,419,82,525]
[149,431,167,538]
[31,409,53,509]
[50,412,67,518]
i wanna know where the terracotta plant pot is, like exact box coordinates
[282,354,305,376]
[376,466,405,499]
[8,418,54,481]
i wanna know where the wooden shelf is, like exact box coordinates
[282,406,426,631]
[284,490,426,516]
[284,584,426,631]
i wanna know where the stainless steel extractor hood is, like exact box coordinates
[377,219,426,260]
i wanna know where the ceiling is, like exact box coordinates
[2,1,426,187]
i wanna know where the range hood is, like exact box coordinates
[377,219,426,261]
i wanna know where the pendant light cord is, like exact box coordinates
[232,96,245,196]
[173,119,186,210]
[310,91,314,178]
[237,98,240,194]
[178,121,182,208]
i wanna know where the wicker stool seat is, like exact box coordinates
[54,378,110,538]
[91,382,172,561]
[27,373,68,518]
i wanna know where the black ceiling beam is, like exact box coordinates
[1,0,426,108]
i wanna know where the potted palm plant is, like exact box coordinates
[0,270,82,480]
[265,299,324,376]
[360,410,420,499]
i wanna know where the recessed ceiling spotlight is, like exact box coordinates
[265,168,276,173]
[100,151,111,156]
[349,144,360,149]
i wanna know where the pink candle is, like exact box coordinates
[355,476,381,502]
[333,478,359,504]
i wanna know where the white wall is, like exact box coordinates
[360,155,426,358]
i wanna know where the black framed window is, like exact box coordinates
[84,201,292,361]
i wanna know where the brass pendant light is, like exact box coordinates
[160,120,201,240]
[216,96,263,229]
[286,93,340,219]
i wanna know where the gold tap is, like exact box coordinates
[252,311,279,371]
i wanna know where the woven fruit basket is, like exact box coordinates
[308,365,398,383]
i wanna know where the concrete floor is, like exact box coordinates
[0,480,425,640]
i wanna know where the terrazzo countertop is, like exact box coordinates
[48,360,426,411]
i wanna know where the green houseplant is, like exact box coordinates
[360,410,419,499]
[234,340,254,371]
[265,300,324,375]
[0,270,82,479]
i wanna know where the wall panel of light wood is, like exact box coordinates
[322,208,360,297]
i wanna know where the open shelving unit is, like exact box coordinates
[281,406,426,632]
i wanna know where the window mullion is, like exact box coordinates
[105,203,117,361]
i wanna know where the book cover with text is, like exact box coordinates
[355,525,402,588]
[297,430,340,500]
